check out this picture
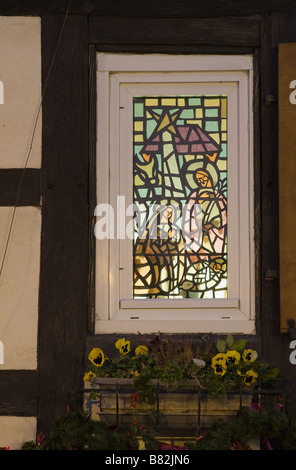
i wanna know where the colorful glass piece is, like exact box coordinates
[133,96,228,299]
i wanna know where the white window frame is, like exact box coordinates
[95,53,255,335]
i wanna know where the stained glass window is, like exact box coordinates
[133,95,227,299]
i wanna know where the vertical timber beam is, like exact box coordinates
[260,12,281,362]
[38,14,89,433]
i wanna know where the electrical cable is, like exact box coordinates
[0,0,73,281]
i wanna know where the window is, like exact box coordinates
[95,53,255,334]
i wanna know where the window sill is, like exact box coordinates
[95,318,255,335]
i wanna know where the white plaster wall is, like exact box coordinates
[0,417,36,449]
[0,17,42,450]
[0,16,41,168]
[0,207,41,369]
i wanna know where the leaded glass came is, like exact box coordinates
[133,95,228,299]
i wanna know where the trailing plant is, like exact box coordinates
[185,399,296,450]
[21,400,296,450]
[21,409,140,450]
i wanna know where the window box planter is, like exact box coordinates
[82,335,282,448]
[83,334,282,448]
[84,377,254,432]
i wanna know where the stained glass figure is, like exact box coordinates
[133,96,227,299]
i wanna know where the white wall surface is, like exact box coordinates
[0,16,41,168]
[0,207,41,369]
[0,417,36,449]
[0,16,42,450]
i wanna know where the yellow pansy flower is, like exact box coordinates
[88,348,105,367]
[83,371,96,382]
[225,350,241,365]
[242,369,258,386]
[211,354,227,376]
[115,338,131,355]
[212,353,227,362]
[242,349,258,363]
[135,345,149,355]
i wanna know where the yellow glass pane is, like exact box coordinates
[134,121,143,132]
[204,98,220,107]
[195,108,203,118]
[209,133,220,143]
[161,98,177,106]
[221,98,227,118]
[217,159,227,171]
[187,119,201,125]
[146,98,159,106]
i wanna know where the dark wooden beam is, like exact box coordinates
[87,45,97,333]
[0,370,38,416]
[259,12,281,363]
[38,14,89,434]
[1,0,296,18]
[0,169,41,206]
[89,16,261,47]
[96,44,255,55]
[86,0,296,17]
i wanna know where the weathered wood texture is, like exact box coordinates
[87,45,97,333]
[0,169,41,206]
[89,16,260,46]
[96,44,255,55]
[259,12,280,355]
[0,370,38,416]
[1,0,296,17]
[38,14,89,433]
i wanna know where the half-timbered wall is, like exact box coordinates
[0,1,296,449]
[0,16,41,448]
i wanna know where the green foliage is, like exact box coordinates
[186,402,292,450]
[21,401,296,451]
[85,334,281,404]
[20,334,290,451]
[21,410,139,450]
[216,338,227,352]
[134,372,157,405]
[280,400,296,449]
[231,339,247,351]
[215,335,247,354]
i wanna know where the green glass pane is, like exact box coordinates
[205,108,219,117]
[205,121,219,132]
